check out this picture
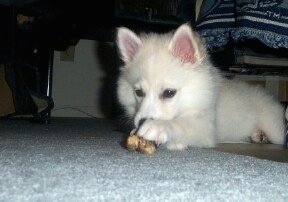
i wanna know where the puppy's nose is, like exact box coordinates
[138,118,147,128]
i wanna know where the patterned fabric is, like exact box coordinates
[196,0,288,50]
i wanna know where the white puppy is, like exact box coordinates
[116,23,285,150]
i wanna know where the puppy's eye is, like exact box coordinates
[135,89,145,97]
[162,89,176,99]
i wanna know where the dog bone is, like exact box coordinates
[126,132,156,155]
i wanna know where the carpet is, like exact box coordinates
[0,118,287,201]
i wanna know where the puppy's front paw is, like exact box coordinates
[137,120,169,145]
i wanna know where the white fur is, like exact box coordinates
[116,24,285,150]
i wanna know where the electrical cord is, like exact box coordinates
[51,107,98,118]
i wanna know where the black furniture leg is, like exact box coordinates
[44,48,54,124]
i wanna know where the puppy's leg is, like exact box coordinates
[137,116,216,150]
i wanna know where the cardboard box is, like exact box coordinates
[0,64,15,116]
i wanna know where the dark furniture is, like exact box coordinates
[0,0,196,123]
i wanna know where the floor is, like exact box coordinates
[1,117,288,163]
[214,143,288,163]
[1,117,287,201]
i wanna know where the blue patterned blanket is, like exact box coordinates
[196,0,288,50]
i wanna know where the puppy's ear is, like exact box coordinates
[169,24,206,64]
[116,27,142,63]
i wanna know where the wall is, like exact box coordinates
[51,39,119,118]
